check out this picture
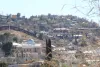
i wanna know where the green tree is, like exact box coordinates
[1,42,13,57]
[13,37,18,42]
[3,33,10,37]
[0,33,16,43]
[80,23,88,27]
[0,62,8,67]
[62,63,68,67]
[38,33,43,40]
[0,35,5,43]
[41,60,58,67]
[80,37,87,47]
[41,62,53,67]
[3,33,11,43]
[46,39,52,61]
[17,13,21,18]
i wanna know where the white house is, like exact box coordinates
[12,39,42,64]
[0,39,43,64]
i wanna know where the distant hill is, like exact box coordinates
[0,14,99,33]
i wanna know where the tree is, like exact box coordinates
[38,33,43,40]
[1,42,13,57]
[80,36,87,47]
[13,37,18,42]
[3,33,11,43]
[0,62,7,67]
[46,38,52,61]
[0,35,5,43]
[73,36,78,45]
[80,39,87,47]
[62,63,68,67]
[0,33,17,43]
[17,13,21,18]
[0,33,11,43]
[75,50,86,64]
[41,60,58,67]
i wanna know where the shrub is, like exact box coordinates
[0,62,8,67]
[40,60,58,67]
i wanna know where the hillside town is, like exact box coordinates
[0,13,100,67]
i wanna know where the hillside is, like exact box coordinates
[0,30,45,44]
[0,14,99,33]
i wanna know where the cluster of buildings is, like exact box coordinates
[52,45,100,66]
[0,13,26,23]
[0,13,98,42]
[0,39,44,67]
[0,13,99,67]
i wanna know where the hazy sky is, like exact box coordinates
[0,0,100,23]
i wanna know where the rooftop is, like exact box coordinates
[13,42,42,48]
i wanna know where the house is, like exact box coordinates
[11,15,17,19]
[22,39,35,45]
[53,28,69,33]
[52,28,70,39]
[53,47,66,51]
[73,35,83,38]
[12,41,42,64]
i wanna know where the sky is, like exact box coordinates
[0,0,100,23]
